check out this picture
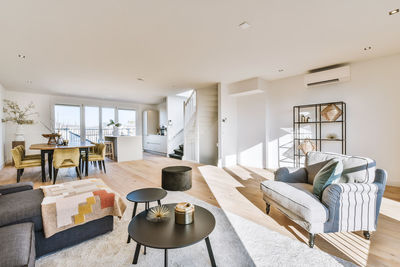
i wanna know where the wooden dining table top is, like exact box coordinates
[30,142,95,150]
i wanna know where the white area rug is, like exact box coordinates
[36,191,354,267]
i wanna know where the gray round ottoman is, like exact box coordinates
[161,166,192,191]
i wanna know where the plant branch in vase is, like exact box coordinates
[107,119,122,136]
[2,99,38,141]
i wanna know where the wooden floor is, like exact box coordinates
[1,153,399,267]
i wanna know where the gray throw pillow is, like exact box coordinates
[306,159,331,184]
[313,159,343,198]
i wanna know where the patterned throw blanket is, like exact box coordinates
[41,178,126,238]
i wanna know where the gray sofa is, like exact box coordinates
[260,151,387,248]
[0,182,114,266]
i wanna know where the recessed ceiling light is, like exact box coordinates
[238,21,251,30]
[278,69,284,72]
[363,46,372,51]
[137,78,144,81]
[26,80,32,84]
[389,8,399,15]
[18,54,26,59]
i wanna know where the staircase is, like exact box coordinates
[169,144,184,160]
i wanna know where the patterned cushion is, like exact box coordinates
[306,151,376,183]
[261,181,329,223]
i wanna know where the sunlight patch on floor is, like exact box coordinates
[380,197,400,222]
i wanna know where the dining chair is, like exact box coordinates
[53,148,81,184]
[11,148,42,183]
[15,145,41,160]
[82,143,107,173]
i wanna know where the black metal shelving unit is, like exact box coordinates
[293,101,346,167]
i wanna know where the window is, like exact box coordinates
[85,106,100,143]
[54,105,81,143]
[101,107,115,139]
[118,109,136,136]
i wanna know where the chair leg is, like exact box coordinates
[102,160,106,173]
[53,169,59,184]
[76,167,82,179]
[98,161,102,171]
[308,233,316,248]
[21,168,25,175]
[363,231,370,240]
[265,203,271,214]
[17,169,22,183]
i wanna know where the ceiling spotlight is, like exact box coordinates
[137,78,144,82]
[18,54,26,59]
[26,80,32,84]
[389,8,399,15]
[238,21,251,30]
[363,46,372,51]
[278,69,284,72]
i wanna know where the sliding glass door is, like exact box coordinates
[85,106,100,143]
[118,109,136,136]
[101,107,115,139]
[54,105,81,142]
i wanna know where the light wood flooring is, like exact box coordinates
[1,153,399,267]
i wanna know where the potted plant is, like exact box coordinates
[2,99,37,141]
[107,119,122,136]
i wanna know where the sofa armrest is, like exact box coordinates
[0,182,33,195]
[322,182,380,232]
[274,167,308,183]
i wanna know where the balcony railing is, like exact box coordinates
[55,127,136,143]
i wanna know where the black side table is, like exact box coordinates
[126,188,167,244]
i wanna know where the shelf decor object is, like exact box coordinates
[298,139,317,154]
[293,101,346,167]
[321,103,342,121]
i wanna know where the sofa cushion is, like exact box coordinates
[0,189,43,231]
[261,181,329,223]
[0,222,35,267]
[313,159,343,198]
[306,151,375,183]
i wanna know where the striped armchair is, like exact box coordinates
[260,151,387,248]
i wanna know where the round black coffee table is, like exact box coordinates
[126,188,167,244]
[128,203,216,267]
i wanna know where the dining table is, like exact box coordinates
[30,142,96,182]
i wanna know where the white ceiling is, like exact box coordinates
[0,0,399,104]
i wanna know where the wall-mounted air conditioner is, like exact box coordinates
[304,65,350,87]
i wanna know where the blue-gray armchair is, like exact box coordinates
[260,151,387,248]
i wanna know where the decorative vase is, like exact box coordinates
[15,124,24,141]
[112,126,120,136]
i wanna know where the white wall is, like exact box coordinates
[219,53,400,186]
[3,90,155,163]
[166,96,185,154]
[267,53,400,186]
[0,83,5,168]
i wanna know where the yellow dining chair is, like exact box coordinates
[83,143,107,173]
[15,145,41,160]
[53,148,81,184]
[11,148,42,183]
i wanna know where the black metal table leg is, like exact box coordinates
[127,202,138,243]
[48,151,53,181]
[164,249,168,267]
[84,148,89,176]
[132,243,141,264]
[205,237,216,267]
[158,200,161,206]
[40,150,46,182]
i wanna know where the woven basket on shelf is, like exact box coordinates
[321,104,342,121]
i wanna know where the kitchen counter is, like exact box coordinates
[104,135,143,162]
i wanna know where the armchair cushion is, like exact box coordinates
[306,151,376,183]
[313,159,343,198]
[0,222,35,267]
[0,182,33,195]
[261,181,329,223]
[0,189,43,231]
